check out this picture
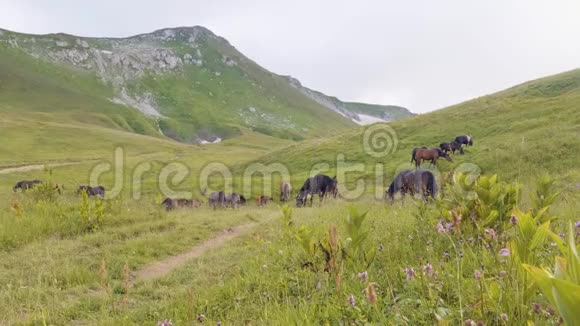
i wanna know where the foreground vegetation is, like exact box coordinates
[1,172,578,324]
[1,69,579,324]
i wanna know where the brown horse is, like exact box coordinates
[257,195,272,207]
[413,148,452,168]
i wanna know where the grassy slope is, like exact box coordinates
[0,47,161,137]
[0,42,297,166]
[0,28,356,143]
[256,69,580,186]
[344,102,414,120]
[1,63,579,324]
[134,35,356,141]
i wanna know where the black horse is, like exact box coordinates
[455,135,473,147]
[296,174,335,207]
[385,170,414,201]
[208,191,226,209]
[239,195,247,206]
[225,192,241,209]
[326,178,339,199]
[77,185,105,197]
[440,141,464,155]
[386,169,438,201]
[13,180,43,192]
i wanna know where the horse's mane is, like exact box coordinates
[389,170,411,195]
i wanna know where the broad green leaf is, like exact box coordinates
[566,223,580,284]
[523,264,555,304]
[552,278,580,325]
[554,256,567,280]
[529,222,550,250]
[534,206,550,222]
[483,210,499,226]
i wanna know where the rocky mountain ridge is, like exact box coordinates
[0,26,413,143]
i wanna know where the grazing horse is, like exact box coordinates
[410,147,428,165]
[208,191,226,209]
[162,198,202,210]
[280,182,292,203]
[414,148,452,168]
[257,195,272,207]
[414,169,438,200]
[13,180,43,192]
[385,170,415,201]
[296,174,334,207]
[161,198,178,210]
[178,198,202,208]
[326,176,338,198]
[386,169,438,201]
[455,135,473,147]
[77,185,105,197]
[225,193,241,209]
[440,141,464,155]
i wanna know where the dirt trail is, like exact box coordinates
[0,161,95,175]
[133,222,257,283]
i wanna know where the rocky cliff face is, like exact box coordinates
[0,26,411,143]
[285,76,358,121]
[0,27,221,118]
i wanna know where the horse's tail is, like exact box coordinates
[410,149,416,163]
[386,181,395,200]
[427,171,438,199]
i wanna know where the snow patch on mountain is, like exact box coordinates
[353,114,388,125]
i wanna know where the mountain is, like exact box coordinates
[256,69,580,182]
[284,76,413,125]
[343,102,413,124]
[0,26,411,144]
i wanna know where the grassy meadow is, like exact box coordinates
[0,69,579,325]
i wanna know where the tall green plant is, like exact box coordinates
[523,223,580,325]
[344,206,376,269]
[439,173,521,235]
[530,175,559,223]
[78,190,105,232]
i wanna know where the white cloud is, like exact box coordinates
[1,0,579,113]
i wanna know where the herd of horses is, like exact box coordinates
[10,134,473,209]
[410,135,473,169]
[12,180,103,197]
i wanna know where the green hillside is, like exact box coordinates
[0,66,579,325]
[256,69,580,185]
[0,27,368,143]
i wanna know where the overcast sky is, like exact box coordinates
[1,0,579,113]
